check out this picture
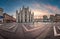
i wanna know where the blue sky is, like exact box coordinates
[0,0,60,18]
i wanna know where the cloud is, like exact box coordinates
[44,4,60,14]
[9,2,60,19]
[30,3,60,18]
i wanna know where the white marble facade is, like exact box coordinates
[16,6,34,23]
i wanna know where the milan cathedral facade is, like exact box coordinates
[16,6,34,23]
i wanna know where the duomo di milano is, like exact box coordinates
[16,6,34,23]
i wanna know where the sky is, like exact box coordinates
[0,0,60,19]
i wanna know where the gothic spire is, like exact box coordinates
[23,5,24,9]
[16,10,18,14]
[27,6,29,10]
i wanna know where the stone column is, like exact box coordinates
[26,11,29,23]
[21,12,22,23]
[30,12,31,22]
[31,14,32,22]
[22,10,25,23]
[29,12,30,22]
[31,13,34,23]
[18,14,20,23]
[16,10,18,23]
[19,8,21,23]
[32,13,34,23]
[19,13,21,23]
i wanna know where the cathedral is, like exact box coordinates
[16,6,34,23]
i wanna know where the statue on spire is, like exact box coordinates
[23,5,24,9]
[16,10,18,14]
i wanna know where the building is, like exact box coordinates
[43,15,48,22]
[54,14,60,22]
[34,18,43,22]
[16,6,34,23]
[0,8,4,23]
[3,13,16,23]
[50,15,55,22]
